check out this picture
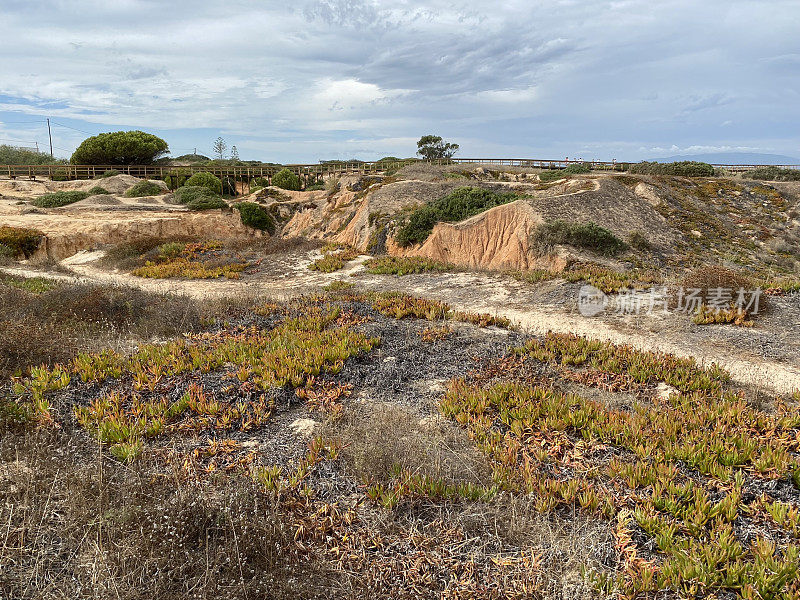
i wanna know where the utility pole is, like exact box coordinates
[47,118,53,158]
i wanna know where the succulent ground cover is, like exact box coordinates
[308,242,360,273]
[132,240,251,279]
[2,283,798,598]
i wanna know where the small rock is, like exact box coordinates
[690,230,702,238]
[290,418,317,437]
[656,382,678,401]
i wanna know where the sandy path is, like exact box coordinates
[4,253,799,396]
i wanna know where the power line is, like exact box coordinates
[50,121,95,135]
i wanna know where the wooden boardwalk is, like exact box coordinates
[2,158,798,191]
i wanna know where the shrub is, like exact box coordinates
[680,265,765,323]
[163,169,191,189]
[272,168,300,191]
[184,172,222,194]
[627,231,651,251]
[396,187,518,247]
[186,196,228,211]
[534,220,627,256]
[563,163,591,174]
[305,183,325,191]
[70,130,169,164]
[32,191,89,208]
[0,226,44,258]
[124,180,164,197]
[96,169,119,179]
[236,202,275,233]
[746,166,800,182]
[87,186,110,195]
[628,161,715,177]
[173,186,221,205]
[0,144,66,165]
[250,177,270,192]
[49,169,70,181]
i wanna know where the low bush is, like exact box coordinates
[627,230,651,251]
[628,161,715,177]
[250,176,270,191]
[746,166,800,182]
[96,169,119,179]
[0,225,44,258]
[679,266,765,323]
[272,168,300,191]
[563,163,591,174]
[236,202,275,233]
[32,190,89,208]
[163,169,191,189]
[124,180,164,198]
[186,196,228,211]
[534,220,627,256]
[173,185,220,205]
[184,172,223,194]
[396,187,518,247]
[87,185,110,195]
[49,169,71,181]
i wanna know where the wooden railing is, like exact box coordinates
[2,158,798,189]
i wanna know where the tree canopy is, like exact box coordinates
[416,135,459,160]
[70,131,169,165]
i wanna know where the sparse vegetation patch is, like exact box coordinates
[534,220,628,256]
[396,187,519,247]
[363,255,457,275]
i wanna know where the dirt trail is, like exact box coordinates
[4,252,799,396]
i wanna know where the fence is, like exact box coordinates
[2,158,798,192]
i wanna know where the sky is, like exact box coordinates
[0,0,798,163]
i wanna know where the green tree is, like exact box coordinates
[70,131,169,165]
[416,135,459,160]
[213,137,227,160]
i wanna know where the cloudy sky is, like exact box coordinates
[1,0,798,162]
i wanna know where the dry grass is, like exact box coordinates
[0,278,202,378]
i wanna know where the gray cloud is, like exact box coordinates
[0,0,798,161]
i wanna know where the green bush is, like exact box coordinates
[396,187,518,247]
[272,168,300,191]
[563,163,591,174]
[163,169,191,189]
[236,202,275,233]
[628,161,715,177]
[173,186,220,205]
[250,177,270,191]
[70,130,169,164]
[534,220,627,256]
[32,191,89,208]
[746,166,800,182]
[186,196,228,211]
[304,183,325,191]
[87,186,110,195]
[538,170,566,182]
[124,180,164,198]
[96,169,119,179]
[0,226,44,257]
[0,144,66,165]
[49,169,70,181]
[184,172,222,194]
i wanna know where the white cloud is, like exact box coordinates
[0,0,797,161]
